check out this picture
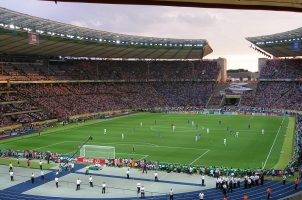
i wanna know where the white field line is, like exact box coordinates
[43,113,139,135]
[139,155,149,160]
[149,125,277,134]
[32,141,79,151]
[249,115,255,121]
[262,116,286,169]
[190,149,210,165]
[32,141,67,150]
[91,142,159,147]
[91,142,209,151]
[154,145,209,151]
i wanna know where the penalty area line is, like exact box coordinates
[262,116,286,169]
[31,140,80,151]
[189,149,210,165]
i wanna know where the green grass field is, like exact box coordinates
[0,113,295,169]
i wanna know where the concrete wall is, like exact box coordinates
[217,57,227,83]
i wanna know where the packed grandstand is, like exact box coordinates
[1,4,302,200]
[1,56,302,126]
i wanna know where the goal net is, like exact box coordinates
[80,145,115,159]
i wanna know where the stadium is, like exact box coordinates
[0,1,302,200]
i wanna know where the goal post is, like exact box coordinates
[80,145,115,159]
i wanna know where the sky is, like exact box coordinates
[0,0,301,72]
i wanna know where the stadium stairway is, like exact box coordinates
[1,164,301,200]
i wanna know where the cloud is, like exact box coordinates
[0,0,302,71]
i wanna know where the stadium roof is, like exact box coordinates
[44,0,302,12]
[246,27,302,58]
[0,7,212,59]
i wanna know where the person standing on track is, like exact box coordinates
[266,187,272,199]
[9,171,14,181]
[39,160,43,170]
[154,172,158,182]
[169,188,173,200]
[282,174,286,185]
[89,176,93,187]
[102,182,106,194]
[294,177,299,190]
[55,177,59,188]
[127,168,130,179]
[31,172,35,184]
[199,191,204,200]
[142,164,147,174]
[76,178,81,191]
[140,185,145,198]
[201,174,205,186]
[137,182,141,194]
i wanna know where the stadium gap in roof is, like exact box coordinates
[246,27,302,58]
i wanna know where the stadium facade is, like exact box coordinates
[0,7,301,127]
[0,5,302,200]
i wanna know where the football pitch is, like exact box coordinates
[0,112,295,169]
